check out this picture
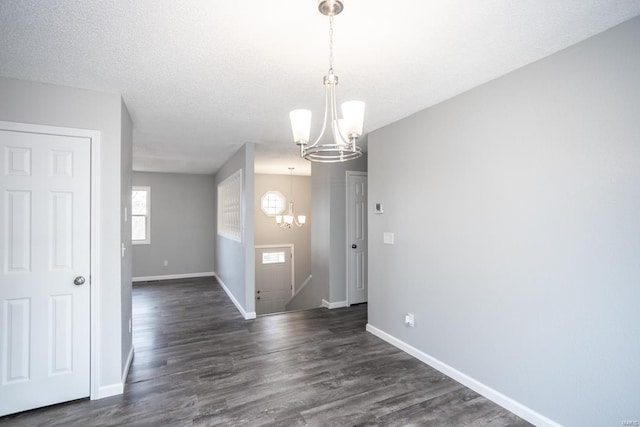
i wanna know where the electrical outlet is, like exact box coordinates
[163,260,169,267]
[405,313,415,327]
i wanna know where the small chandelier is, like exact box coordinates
[289,0,365,163]
[276,168,306,228]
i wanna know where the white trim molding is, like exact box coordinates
[132,272,215,283]
[214,273,256,320]
[365,324,561,427]
[122,346,134,385]
[94,383,124,400]
[93,343,134,400]
[322,299,348,309]
[0,121,104,401]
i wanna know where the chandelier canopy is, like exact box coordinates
[289,0,365,163]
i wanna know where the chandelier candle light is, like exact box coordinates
[289,0,365,163]
[276,168,306,228]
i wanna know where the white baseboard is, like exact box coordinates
[214,273,256,320]
[121,345,134,385]
[93,382,124,400]
[365,324,560,427]
[91,346,134,400]
[322,299,348,309]
[132,272,215,283]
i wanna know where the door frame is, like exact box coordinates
[345,171,367,306]
[0,120,102,400]
[255,244,294,296]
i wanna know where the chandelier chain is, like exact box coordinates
[289,168,294,197]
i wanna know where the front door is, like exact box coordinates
[346,172,367,305]
[255,246,293,315]
[0,127,91,416]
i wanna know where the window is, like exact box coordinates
[132,186,150,244]
[262,251,286,264]
[260,191,286,216]
[217,170,242,242]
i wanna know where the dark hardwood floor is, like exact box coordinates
[1,277,530,426]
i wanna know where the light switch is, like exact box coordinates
[383,232,394,245]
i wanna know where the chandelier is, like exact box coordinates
[276,168,306,228]
[289,0,365,163]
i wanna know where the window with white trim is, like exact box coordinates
[132,186,151,244]
[260,191,286,216]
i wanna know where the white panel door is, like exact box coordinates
[347,172,368,305]
[0,129,91,416]
[255,247,293,315]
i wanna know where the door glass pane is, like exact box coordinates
[262,251,285,264]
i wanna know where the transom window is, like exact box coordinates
[260,191,286,216]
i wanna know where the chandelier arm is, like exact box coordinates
[329,84,351,145]
[306,83,332,149]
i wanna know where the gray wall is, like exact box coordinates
[215,143,255,316]
[254,174,311,291]
[120,99,133,376]
[311,155,367,304]
[0,77,130,391]
[132,172,215,278]
[367,16,640,427]
[310,162,330,303]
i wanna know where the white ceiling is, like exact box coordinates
[1,0,639,176]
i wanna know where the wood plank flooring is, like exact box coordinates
[0,277,531,426]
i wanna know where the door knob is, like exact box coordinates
[351,244,357,249]
[74,276,86,286]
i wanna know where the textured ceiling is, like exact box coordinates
[1,0,639,176]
